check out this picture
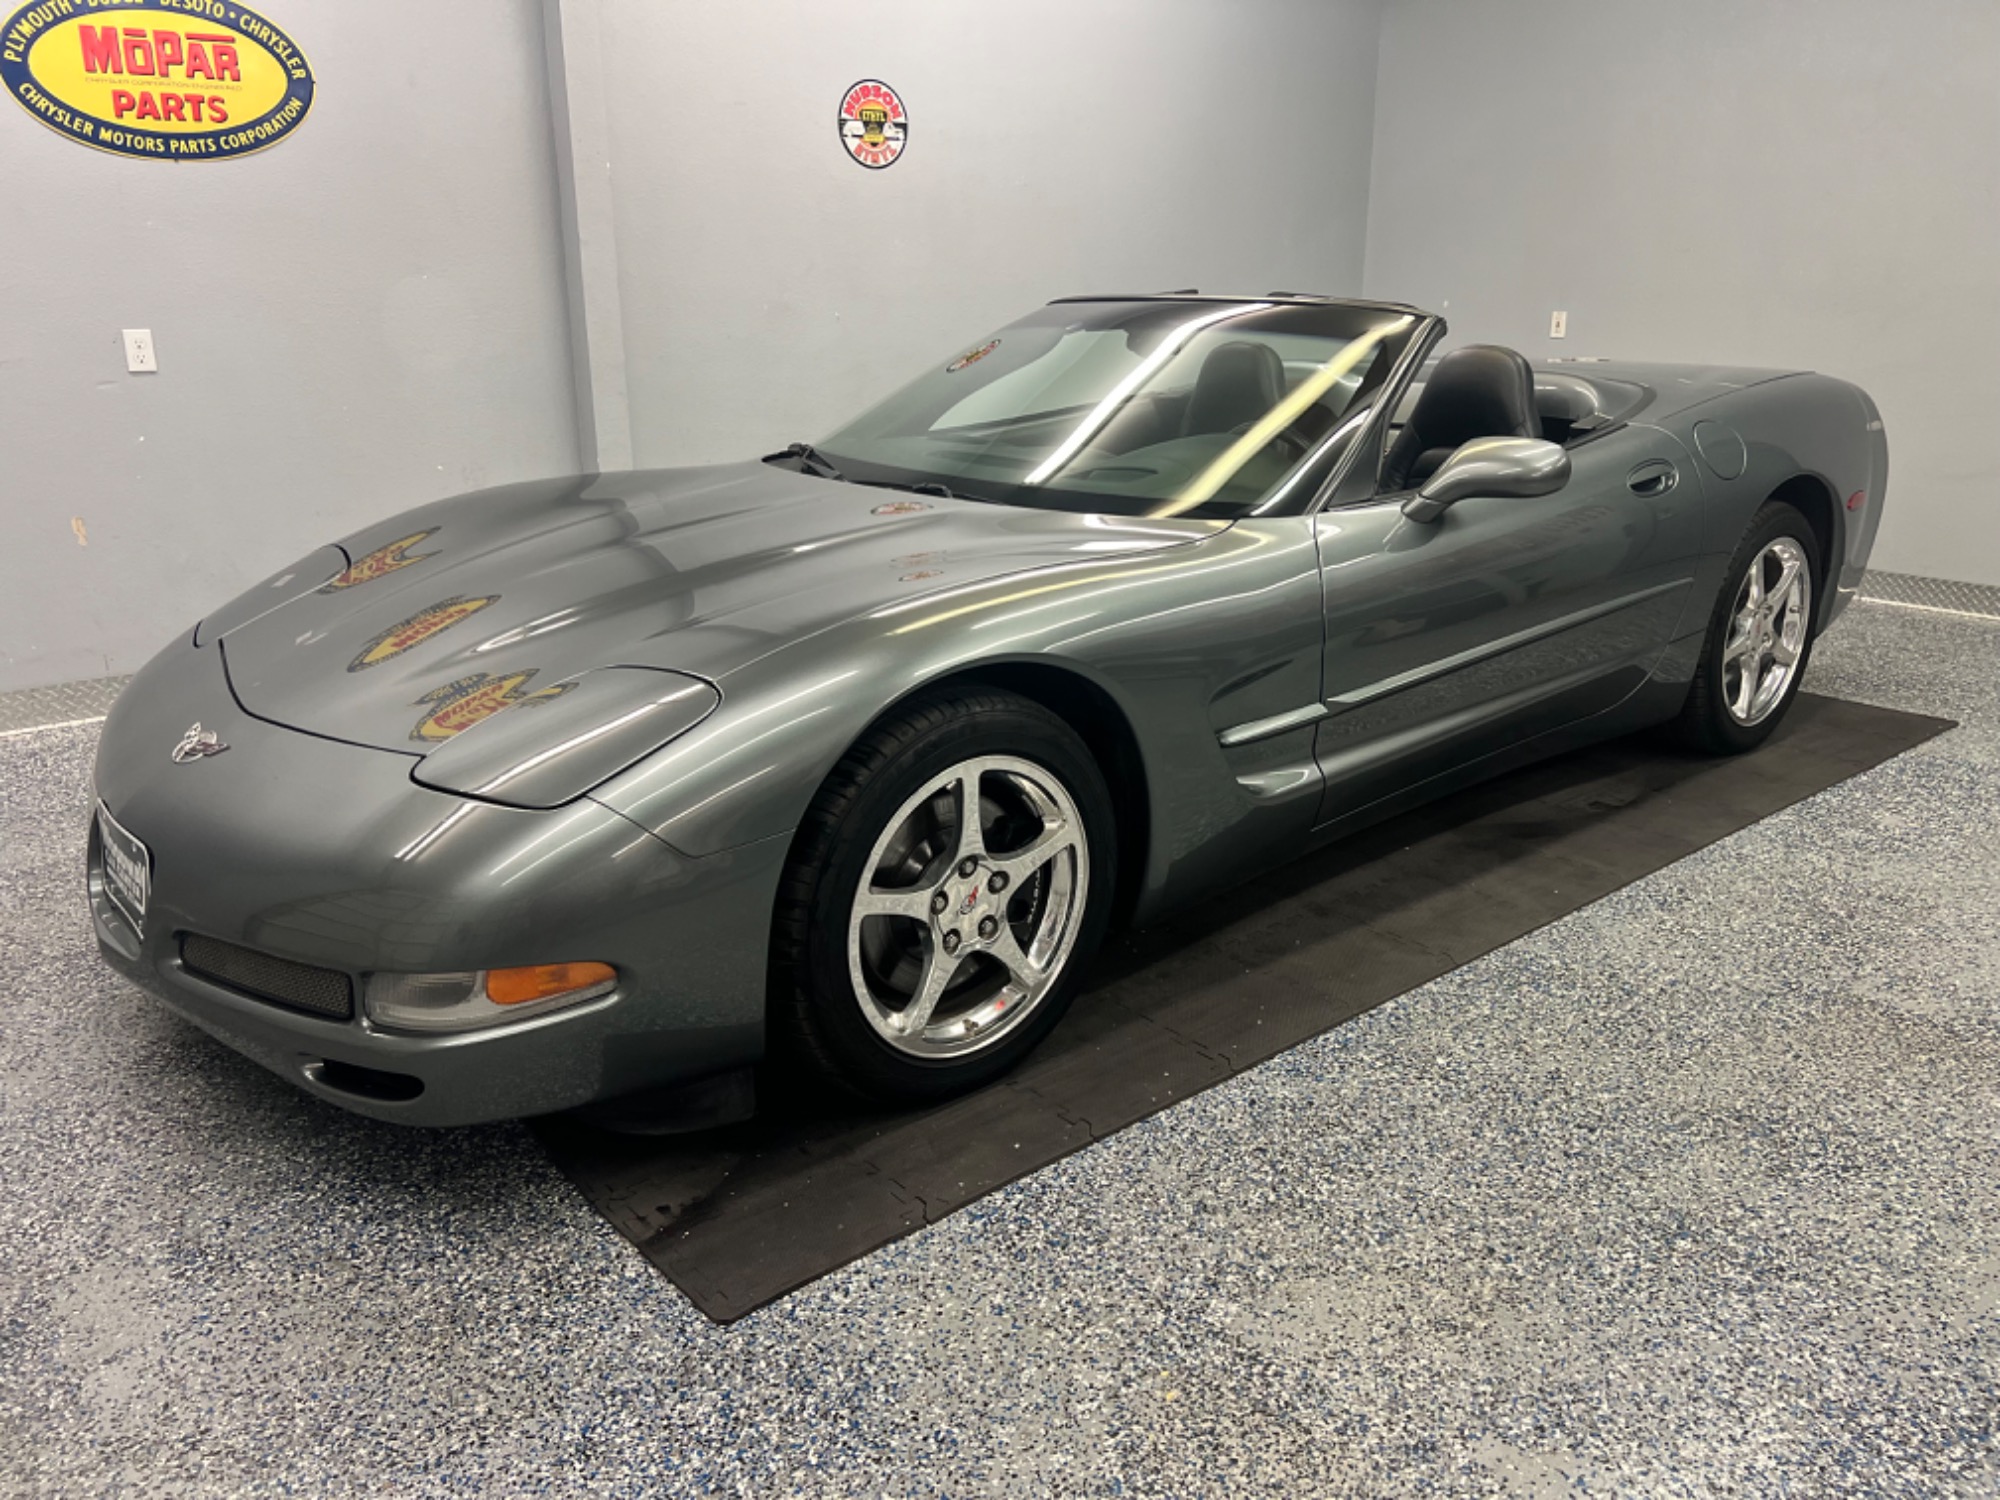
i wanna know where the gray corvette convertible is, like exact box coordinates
[89,293,1886,1124]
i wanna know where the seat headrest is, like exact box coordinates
[1182,340,1287,437]
[1406,344,1539,451]
[1378,343,1542,491]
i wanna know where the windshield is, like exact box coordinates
[806,300,1420,519]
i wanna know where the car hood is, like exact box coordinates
[217,463,1222,754]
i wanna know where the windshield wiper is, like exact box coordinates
[765,441,845,482]
[857,478,982,504]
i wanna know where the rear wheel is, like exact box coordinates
[1674,501,1819,754]
[773,689,1115,1103]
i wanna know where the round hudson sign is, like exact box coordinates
[1,0,312,160]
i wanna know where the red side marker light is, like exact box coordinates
[1846,490,1867,511]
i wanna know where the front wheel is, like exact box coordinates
[1674,501,1820,754]
[772,689,1116,1104]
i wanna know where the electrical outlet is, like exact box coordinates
[1549,310,1568,340]
[122,329,157,373]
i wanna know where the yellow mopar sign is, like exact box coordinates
[1,0,313,160]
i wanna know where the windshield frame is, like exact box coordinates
[797,296,1441,522]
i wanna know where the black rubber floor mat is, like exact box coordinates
[534,694,1953,1321]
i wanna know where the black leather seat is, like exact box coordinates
[1181,340,1286,437]
[1380,344,1539,491]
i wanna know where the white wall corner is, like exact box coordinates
[542,0,634,473]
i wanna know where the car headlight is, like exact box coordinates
[365,963,617,1033]
[411,665,719,809]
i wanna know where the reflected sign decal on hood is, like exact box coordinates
[319,530,439,593]
[945,339,999,373]
[1,0,314,160]
[409,669,573,744]
[348,595,500,673]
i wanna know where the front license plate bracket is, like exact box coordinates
[97,802,152,938]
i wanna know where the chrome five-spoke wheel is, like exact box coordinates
[847,755,1089,1058]
[1722,535,1812,726]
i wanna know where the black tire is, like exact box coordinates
[1673,500,1822,755]
[771,687,1117,1105]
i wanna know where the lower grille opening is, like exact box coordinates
[311,1059,424,1103]
[180,933,354,1021]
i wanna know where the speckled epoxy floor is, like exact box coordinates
[2,601,1996,1498]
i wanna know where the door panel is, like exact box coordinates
[1310,424,1702,826]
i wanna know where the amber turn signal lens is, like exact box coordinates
[484,961,617,1006]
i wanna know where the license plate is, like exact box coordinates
[97,802,151,938]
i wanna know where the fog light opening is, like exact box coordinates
[310,1059,425,1103]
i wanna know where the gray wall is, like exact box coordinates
[599,0,1387,467]
[10,0,1987,694]
[1364,0,2000,586]
[0,0,578,692]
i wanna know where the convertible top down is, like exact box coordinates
[88,293,1887,1124]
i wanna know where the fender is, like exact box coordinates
[590,519,1331,920]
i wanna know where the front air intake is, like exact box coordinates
[179,934,354,1021]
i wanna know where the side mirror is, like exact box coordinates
[1401,437,1571,524]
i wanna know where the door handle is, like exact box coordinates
[1627,460,1678,497]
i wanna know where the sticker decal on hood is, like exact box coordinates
[348,595,499,673]
[409,669,574,743]
[320,530,439,593]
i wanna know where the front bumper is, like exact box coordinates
[89,638,787,1126]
